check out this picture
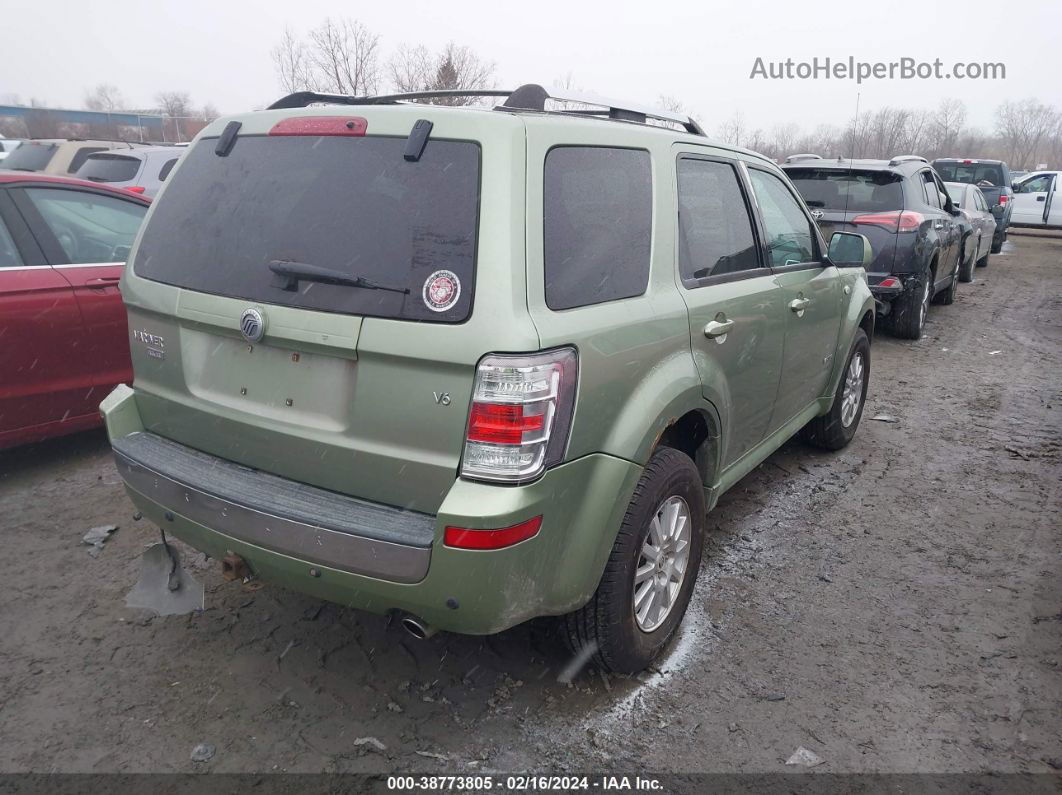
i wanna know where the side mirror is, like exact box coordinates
[828,231,872,267]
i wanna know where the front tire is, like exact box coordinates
[562,447,705,674]
[802,328,870,451]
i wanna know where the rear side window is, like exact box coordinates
[134,135,481,322]
[0,218,24,267]
[543,147,651,310]
[2,142,57,171]
[157,158,178,181]
[921,172,943,208]
[67,147,108,174]
[677,158,760,283]
[786,168,904,212]
[76,153,141,183]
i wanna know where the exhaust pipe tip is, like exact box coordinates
[401,615,437,640]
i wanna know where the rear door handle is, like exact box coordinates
[789,298,810,315]
[703,319,734,338]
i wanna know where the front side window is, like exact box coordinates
[676,157,760,284]
[748,169,815,267]
[1018,174,1052,193]
[24,188,146,264]
[543,146,651,310]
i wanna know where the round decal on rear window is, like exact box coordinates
[422,270,461,313]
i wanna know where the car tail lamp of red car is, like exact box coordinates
[460,347,578,483]
[852,210,924,233]
[268,116,368,137]
[444,516,543,550]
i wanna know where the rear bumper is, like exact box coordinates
[101,385,642,634]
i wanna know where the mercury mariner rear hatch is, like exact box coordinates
[120,107,537,515]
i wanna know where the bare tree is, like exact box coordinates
[156,91,192,118]
[929,99,966,157]
[388,42,495,105]
[716,111,746,147]
[306,18,381,95]
[657,95,684,113]
[84,84,124,112]
[996,98,1059,168]
[200,103,220,122]
[272,27,313,94]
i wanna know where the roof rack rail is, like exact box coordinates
[888,155,928,166]
[267,84,706,136]
[784,153,822,163]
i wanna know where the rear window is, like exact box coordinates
[2,142,57,171]
[133,135,481,322]
[544,147,651,310]
[932,162,1006,188]
[76,153,141,183]
[786,168,904,212]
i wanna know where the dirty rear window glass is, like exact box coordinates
[544,146,651,310]
[786,168,904,212]
[133,135,480,322]
[2,142,57,171]
[932,162,1006,187]
[76,153,141,183]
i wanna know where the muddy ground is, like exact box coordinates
[0,232,1059,777]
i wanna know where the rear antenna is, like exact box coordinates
[842,92,860,218]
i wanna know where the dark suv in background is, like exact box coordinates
[931,158,1012,253]
[783,155,963,340]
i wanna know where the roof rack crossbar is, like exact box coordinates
[267,84,706,136]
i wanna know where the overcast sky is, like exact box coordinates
[3,0,1060,134]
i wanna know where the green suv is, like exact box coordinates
[102,85,875,673]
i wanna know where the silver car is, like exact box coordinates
[74,146,184,198]
[945,181,997,282]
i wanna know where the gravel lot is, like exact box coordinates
[1,231,1059,776]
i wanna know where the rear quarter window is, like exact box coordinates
[543,146,651,311]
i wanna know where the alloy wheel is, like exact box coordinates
[841,352,865,428]
[633,496,692,632]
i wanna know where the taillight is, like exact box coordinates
[851,210,924,232]
[444,516,543,550]
[125,186,146,194]
[460,347,578,483]
[879,277,901,288]
[269,116,368,136]
[998,194,1009,205]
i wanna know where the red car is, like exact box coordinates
[0,173,150,449]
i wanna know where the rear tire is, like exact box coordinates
[990,234,1003,254]
[889,274,931,340]
[977,249,990,268]
[562,447,705,674]
[802,329,870,451]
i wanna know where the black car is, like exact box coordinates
[930,158,1012,253]
[782,155,964,340]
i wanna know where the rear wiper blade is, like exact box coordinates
[268,260,410,294]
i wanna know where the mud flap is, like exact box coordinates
[126,537,204,616]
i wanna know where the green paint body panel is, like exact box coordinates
[105,103,874,633]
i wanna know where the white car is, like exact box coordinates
[1011,171,1062,227]
[0,138,25,162]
